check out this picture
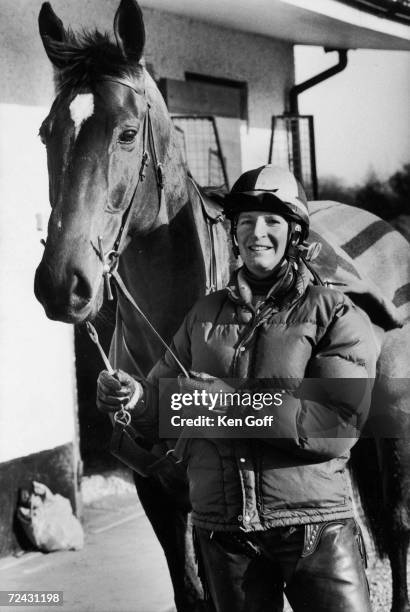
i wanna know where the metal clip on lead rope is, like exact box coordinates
[86,321,114,374]
[85,321,131,426]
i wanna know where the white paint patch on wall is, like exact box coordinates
[0,103,77,462]
[69,93,94,140]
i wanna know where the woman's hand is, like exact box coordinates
[97,369,143,414]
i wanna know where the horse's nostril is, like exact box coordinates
[70,271,92,303]
[34,262,55,303]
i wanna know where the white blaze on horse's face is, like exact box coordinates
[69,93,95,140]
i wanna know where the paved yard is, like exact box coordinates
[0,470,407,612]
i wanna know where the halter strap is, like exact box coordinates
[112,105,150,254]
[93,78,189,378]
[95,77,146,97]
[95,77,165,297]
[94,76,156,258]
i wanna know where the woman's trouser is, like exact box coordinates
[194,518,371,612]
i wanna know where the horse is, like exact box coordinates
[34,1,410,611]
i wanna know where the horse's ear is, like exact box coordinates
[38,2,66,68]
[114,0,145,62]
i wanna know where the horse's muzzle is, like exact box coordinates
[34,261,95,323]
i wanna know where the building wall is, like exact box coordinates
[141,6,294,173]
[142,6,294,128]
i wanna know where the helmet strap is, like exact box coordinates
[231,218,240,258]
[231,212,323,286]
[286,222,303,268]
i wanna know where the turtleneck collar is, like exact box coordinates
[242,260,289,296]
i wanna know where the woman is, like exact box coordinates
[97,165,377,611]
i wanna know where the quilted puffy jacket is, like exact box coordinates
[138,265,378,532]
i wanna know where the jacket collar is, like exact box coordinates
[227,261,311,314]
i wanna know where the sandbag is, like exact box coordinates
[17,481,84,552]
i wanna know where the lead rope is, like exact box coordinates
[111,268,190,379]
[90,80,230,465]
[94,93,191,465]
[43,78,191,465]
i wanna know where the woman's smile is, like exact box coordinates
[248,244,272,251]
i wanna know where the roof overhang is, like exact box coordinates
[141,0,410,50]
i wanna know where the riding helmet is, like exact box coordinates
[224,165,309,239]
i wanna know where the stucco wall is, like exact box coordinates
[141,6,294,129]
[0,0,294,462]
[142,6,294,172]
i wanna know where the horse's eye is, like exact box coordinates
[119,129,137,144]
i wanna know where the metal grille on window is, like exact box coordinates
[171,116,229,191]
[268,115,318,200]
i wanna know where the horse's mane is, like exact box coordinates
[45,29,143,93]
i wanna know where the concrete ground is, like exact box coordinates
[0,469,407,612]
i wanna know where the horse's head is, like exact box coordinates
[35,0,174,323]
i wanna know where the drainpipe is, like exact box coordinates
[288,49,348,198]
[289,48,349,114]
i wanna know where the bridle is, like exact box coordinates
[94,77,164,301]
[92,77,190,380]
